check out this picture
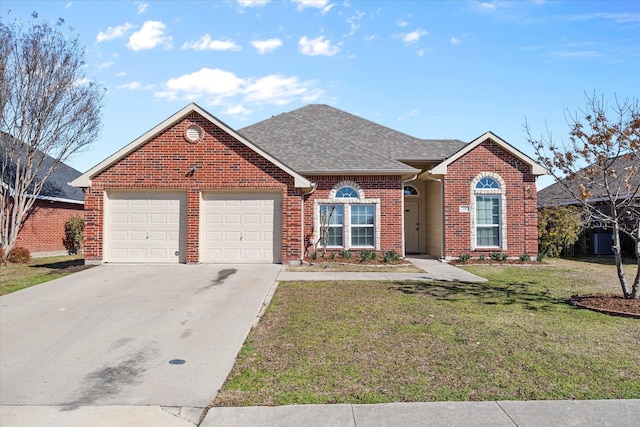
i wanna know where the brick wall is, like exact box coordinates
[443,139,539,259]
[84,112,301,264]
[15,200,84,255]
[302,175,404,257]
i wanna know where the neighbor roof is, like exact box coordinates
[1,132,84,204]
[538,152,640,207]
[239,104,463,175]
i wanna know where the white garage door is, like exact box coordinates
[201,192,282,263]
[106,191,186,263]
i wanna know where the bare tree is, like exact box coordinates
[1,13,103,253]
[525,94,640,299]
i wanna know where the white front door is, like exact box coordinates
[201,192,282,263]
[404,200,420,254]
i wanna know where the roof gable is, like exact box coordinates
[71,103,312,188]
[429,131,546,176]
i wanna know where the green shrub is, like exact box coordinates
[537,253,545,262]
[63,215,84,254]
[311,251,318,260]
[360,250,377,262]
[383,250,400,263]
[458,253,471,263]
[7,246,31,264]
[330,251,336,260]
[340,250,352,260]
[478,254,485,261]
[520,253,531,261]
[490,252,501,261]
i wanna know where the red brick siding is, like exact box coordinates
[84,112,301,264]
[443,140,539,259]
[15,200,84,254]
[302,175,404,257]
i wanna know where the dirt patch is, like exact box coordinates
[49,264,95,275]
[449,259,544,266]
[570,294,640,318]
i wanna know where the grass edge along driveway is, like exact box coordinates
[215,260,640,406]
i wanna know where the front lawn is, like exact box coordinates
[215,259,640,406]
[0,254,91,296]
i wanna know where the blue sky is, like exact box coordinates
[4,0,640,189]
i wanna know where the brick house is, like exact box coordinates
[71,103,545,264]
[2,143,84,256]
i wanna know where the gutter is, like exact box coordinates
[299,183,318,265]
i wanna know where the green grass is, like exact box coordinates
[0,254,91,296]
[215,259,640,406]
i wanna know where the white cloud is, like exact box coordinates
[156,68,244,101]
[97,61,114,70]
[127,21,172,51]
[224,105,252,116]
[65,2,72,8]
[402,29,427,44]
[115,71,127,77]
[96,22,134,43]
[364,34,376,42]
[345,11,365,37]
[292,0,333,14]
[298,36,340,56]
[155,67,323,108]
[479,2,496,10]
[118,81,153,90]
[396,19,409,27]
[251,38,283,54]
[181,34,241,51]
[237,0,270,6]
[450,37,462,45]
[136,1,149,13]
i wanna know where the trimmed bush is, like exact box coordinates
[458,253,471,263]
[7,246,31,264]
[63,215,84,255]
[360,250,376,262]
[383,250,400,263]
[520,253,531,261]
[340,250,352,260]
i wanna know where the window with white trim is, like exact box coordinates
[471,174,506,250]
[350,204,375,247]
[319,204,343,247]
[315,182,380,250]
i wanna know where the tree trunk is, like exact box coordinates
[612,222,631,299]
[632,223,640,300]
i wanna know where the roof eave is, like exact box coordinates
[298,167,421,176]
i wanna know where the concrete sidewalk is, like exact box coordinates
[277,257,487,283]
[2,399,638,426]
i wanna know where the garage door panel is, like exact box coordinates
[106,192,186,263]
[201,192,282,263]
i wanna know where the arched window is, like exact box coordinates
[403,185,419,196]
[471,173,506,250]
[475,177,500,189]
[335,186,359,198]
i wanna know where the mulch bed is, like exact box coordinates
[570,294,640,319]
[302,256,412,266]
[449,259,544,266]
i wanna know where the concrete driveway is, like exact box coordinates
[0,263,281,409]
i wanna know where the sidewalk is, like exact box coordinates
[276,256,487,283]
[2,399,638,426]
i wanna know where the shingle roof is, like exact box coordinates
[239,104,465,174]
[537,152,640,207]
[1,132,84,203]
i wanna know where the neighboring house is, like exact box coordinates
[70,103,545,264]
[537,153,640,255]
[2,138,85,256]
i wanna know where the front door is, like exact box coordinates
[404,200,420,254]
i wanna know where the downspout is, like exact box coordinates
[299,183,317,265]
[424,171,445,260]
[401,174,419,257]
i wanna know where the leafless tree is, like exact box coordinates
[525,93,640,299]
[1,13,103,253]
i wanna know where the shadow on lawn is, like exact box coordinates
[389,280,562,311]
